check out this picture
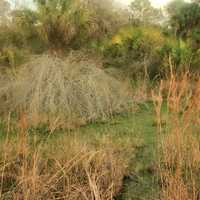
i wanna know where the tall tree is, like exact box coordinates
[168,0,200,38]
[166,0,186,16]
[0,0,10,25]
[129,0,163,25]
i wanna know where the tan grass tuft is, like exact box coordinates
[153,72,200,200]
[0,54,132,129]
[0,124,133,200]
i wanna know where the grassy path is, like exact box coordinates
[80,102,159,199]
[117,103,159,200]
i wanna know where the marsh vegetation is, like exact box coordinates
[0,0,200,199]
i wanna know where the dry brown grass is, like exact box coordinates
[0,114,133,200]
[0,54,132,129]
[152,73,200,200]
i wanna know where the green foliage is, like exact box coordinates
[0,25,25,49]
[103,26,166,78]
[34,0,87,48]
[11,9,49,52]
[0,0,122,57]
[190,49,200,71]
[103,23,199,78]
[105,26,163,59]
[32,0,120,49]
[159,39,193,68]
[167,0,186,17]
[0,9,43,66]
[168,0,200,49]
[0,47,27,67]
[166,0,200,72]
[0,0,199,75]
[171,2,200,38]
[12,9,40,43]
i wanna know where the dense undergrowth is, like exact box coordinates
[0,0,200,199]
[0,116,136,199]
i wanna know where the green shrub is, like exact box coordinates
[103,25,199,79]
[191,49,200,72]
[159,39,193,72]
[0,47,27,67]
[103,26,166,78]
[0,27,25,49]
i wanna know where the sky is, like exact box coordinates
[117,0,168,7]
[117,0,190,8]
[8,0,191,9]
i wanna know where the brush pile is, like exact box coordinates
[0,54,132,128]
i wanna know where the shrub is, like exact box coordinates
[103,24,200,79]
[0,47,27,67]
[159,39,193,71]
[103,26,166,78]
[0,54,132,128]
[191,49,200,72]
[18,0,123,50]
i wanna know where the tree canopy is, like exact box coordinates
[167,0,200,43]
[130,0,163,25]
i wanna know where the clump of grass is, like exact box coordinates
[153,72,200,199]
[0,54,132,129]
[0,114,134,200]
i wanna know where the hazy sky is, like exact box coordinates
[117,0,168,7]
[9,0,191,9]
[117,0,191,8]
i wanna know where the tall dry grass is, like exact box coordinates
[152,72,200,200]
[0,114,133,200]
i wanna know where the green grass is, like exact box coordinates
[0,102,162,199]
[116,103,159,200]
[80,102,160,200]
[78,102,167,200]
